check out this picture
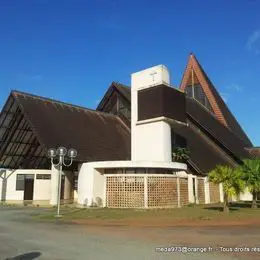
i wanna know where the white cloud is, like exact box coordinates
[220,92,229,103]
[246,30,260,54]
[226,84,243,93]
[19,73,42,81]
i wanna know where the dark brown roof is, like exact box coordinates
[172,121,236,173]
[246,147,260,159]
[113,82,131,101]
[180,54,252,147]
[0,90,131,168]
[96,82,130,111]
[193,55,252,147]
[186,98,251,162]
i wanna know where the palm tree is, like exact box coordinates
[172,147,190,163]
[208,165,245,213]
[239,159,260,208]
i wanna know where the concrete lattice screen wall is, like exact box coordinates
[147,176,178,208]
[209,182,221,203]
[180,178,189,206]
[105,174,189,208]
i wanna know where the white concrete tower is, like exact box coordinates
[131,65,172,162]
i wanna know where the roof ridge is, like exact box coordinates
[11,90,118,118]
[112,81,130,89]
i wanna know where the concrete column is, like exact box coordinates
[50,165,59,205]
[64,172,72,202]
[144,176,148,208]
[204,177,210,204]
[177,177,180,207]
[188,174,195,203]
[77,163,94,206]
[219,183,224,203]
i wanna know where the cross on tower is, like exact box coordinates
[150,71,157,82]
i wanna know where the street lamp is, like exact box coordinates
[48,146,77,217]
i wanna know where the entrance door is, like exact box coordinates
[60,175,65,201]
[24,177,34,200]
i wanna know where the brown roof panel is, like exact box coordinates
[186,98,250,161]
[180,54,252,147]
[12,91,131,162]
[172,122,234,173]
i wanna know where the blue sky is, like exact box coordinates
[0,0,259,145]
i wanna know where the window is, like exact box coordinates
[104,168,124,174]
[171,131,187,149]
[36,174,51,180]
[185,84,214,113]
[16,174,34,190]
[16,174,25,191]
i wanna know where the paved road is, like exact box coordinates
[0,207,238,260]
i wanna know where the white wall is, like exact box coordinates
[78,163,106,207]
[78,163,94,206]
[77,161,187,207]
[131,64,172,162]
[0,169,51,203]
[92,169,105,207]
[240,188,253,201]
[33,176,51,201]
[133,121,172,162]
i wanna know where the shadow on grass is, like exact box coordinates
[5,251,41,260]
[229,202,257,208]
[204,205,239,212]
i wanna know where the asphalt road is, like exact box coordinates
[0,206,238,260]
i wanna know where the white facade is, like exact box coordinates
[77,160,187,207]
[0,169,51,204]
[1,64,252,208]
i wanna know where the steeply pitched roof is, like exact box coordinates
[186,98,250,162]
[246,147,260,159]
[172,121,237,173]
[113,82,131,101]
[0,90,131,168]
[96,82,131,111]
[180,54,252,147]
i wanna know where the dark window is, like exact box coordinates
[74,172,78,190]
[16,174,34,190]
[36,174,51,180]
[185,86,193,98]
[16,174,25,191]
[171,131,187,149]
[185,84,214,113]
[104,168,124,174]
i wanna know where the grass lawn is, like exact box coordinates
[32,202,260,226]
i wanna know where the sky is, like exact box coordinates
[0,0,259,146]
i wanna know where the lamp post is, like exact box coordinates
[47,147,77,217]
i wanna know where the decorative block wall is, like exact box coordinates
[105,174,189,208]
[147,176,178,208]
[209,182,220,203]
[106,176,144,208]
[179,178,189,206]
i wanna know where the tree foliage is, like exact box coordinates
[172,147,190,163]
[208,165,245,212]
[239,159,260,208]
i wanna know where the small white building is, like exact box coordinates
[0,54,256,207]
